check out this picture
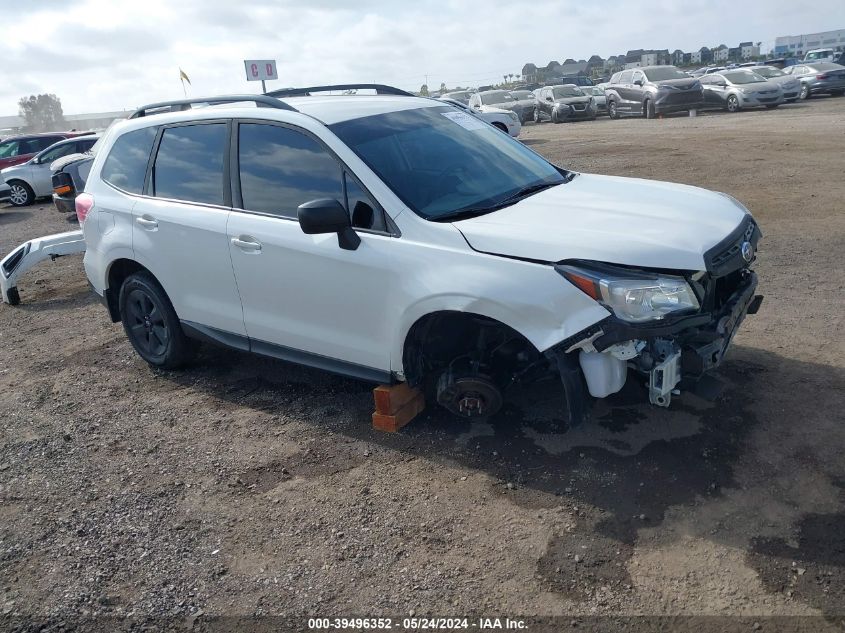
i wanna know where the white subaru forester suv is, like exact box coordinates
[79,85,762,425]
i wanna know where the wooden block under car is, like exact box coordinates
[372,383,425,432]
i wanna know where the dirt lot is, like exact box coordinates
[1,98,844,631]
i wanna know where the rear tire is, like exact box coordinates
[6,287,20,306]
[119,271,195,369]
[644,99,656,119]
[8,181,34,207]
[533,107,541,123]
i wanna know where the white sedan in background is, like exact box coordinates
[439,97,521,137]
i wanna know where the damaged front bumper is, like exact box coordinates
[1,230,86,305]
[547,267,762,418]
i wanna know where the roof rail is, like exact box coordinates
[129,95,297,119]
[266,84,413,98]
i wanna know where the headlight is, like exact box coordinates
[556,263,700,323]
[739,87,754,95]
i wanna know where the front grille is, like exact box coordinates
[572,103,586,110]
[705,217,760,277]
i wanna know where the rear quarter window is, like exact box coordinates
[101,127,158,194]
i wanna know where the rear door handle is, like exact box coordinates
[136,216,158,230]
[231,236,262,252]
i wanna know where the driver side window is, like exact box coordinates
[237,122,384,230]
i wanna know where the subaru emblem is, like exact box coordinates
[741,241,754,263]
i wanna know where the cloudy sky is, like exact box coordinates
[2,0,843,115]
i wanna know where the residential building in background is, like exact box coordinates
[741,42,760,59]
[774,29,845,56]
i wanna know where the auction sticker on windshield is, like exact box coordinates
[441,111,487,130]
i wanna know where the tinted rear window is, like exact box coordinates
[152,124,227,205]
[101,127,157,194]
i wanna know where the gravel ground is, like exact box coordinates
[1,97,844,632]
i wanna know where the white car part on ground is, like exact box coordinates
[0,230,86,305]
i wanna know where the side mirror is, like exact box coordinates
[546,96,553,101]
[297,198,360,251]
[634,79,643,86]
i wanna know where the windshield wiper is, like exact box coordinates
[433,180,564,223]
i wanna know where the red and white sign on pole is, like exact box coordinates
[244,59,277,93]
[244,59,278,82]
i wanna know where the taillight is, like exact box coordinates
[816,74,828,80]
[75,193,94,224]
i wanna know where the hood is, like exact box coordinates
[767,75,800,88]
[554,96,591,106]
[1,162,29,178]
[453,173,749,271]
[743,80,782,93]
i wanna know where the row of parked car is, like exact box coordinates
[438,60,845,127]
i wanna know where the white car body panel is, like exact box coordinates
[226,212,396,370]
[454,174,747,271]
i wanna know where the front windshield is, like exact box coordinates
[753,67,784,78]
[724,71,766,84]
[480,91,512,105]
[552,86,583,98]
[643,67,689,81]
[510,91,531,99]
[330,106,565,220]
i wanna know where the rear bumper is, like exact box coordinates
[809,79,845,93]
[52,193,76,214]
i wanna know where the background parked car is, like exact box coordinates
[441,90,475,105]
[581,85,607,115]
[605,65,703,119]
[508,90,537,123]
[51,150,100,216]
[803,48,837,63]
[534,84,597,123]
[699,70,784,112]
[690,66,726,77]
[438,97,521,137]
[468,90,529,121]
[0,182,10,205]
[0,133,79,171]
[783,62,845,99]
[751,65,802,101]
[1,135,98,207]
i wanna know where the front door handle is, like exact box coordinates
[231,236,262,252]
[136,216,158,230]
